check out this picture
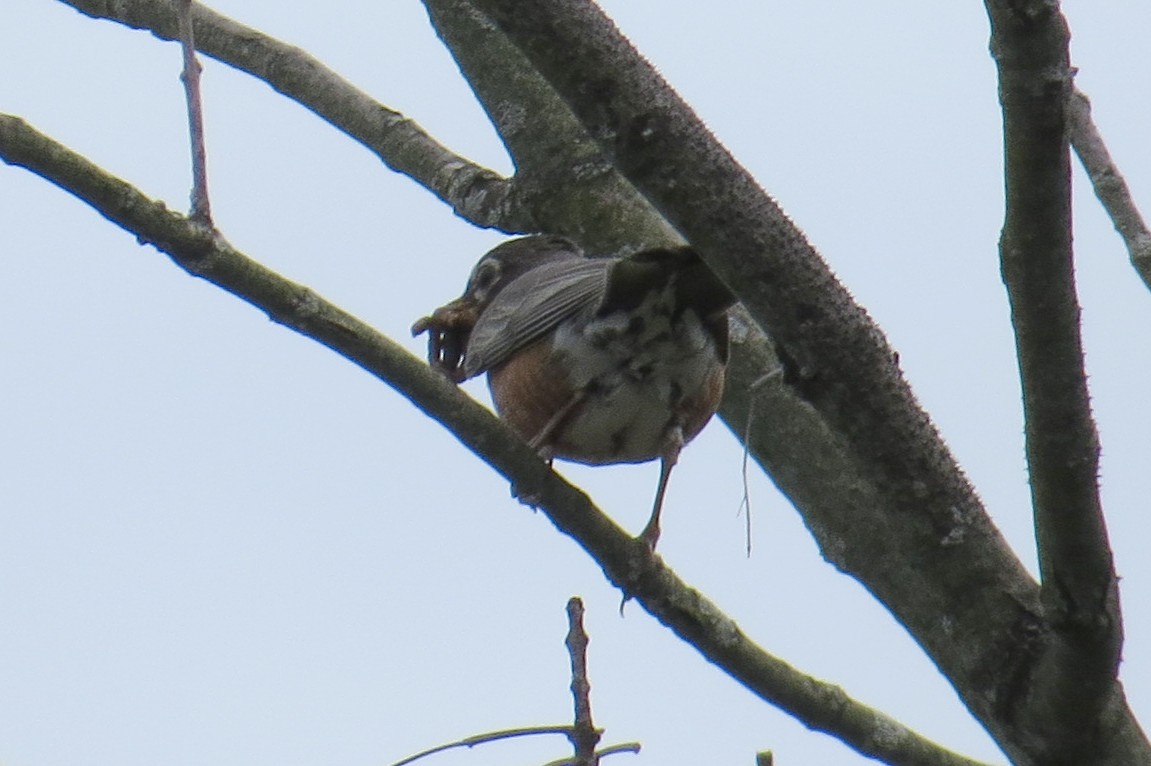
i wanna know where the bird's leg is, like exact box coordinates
[528,389,587,455]
[638,425,685,549]
[510,396,576,506]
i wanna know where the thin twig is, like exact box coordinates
[1068,86,1151,291]
[593,743,641,760]
[738,368,782,558]
[542,742,642,766]
[174,0,211,224]
[389,726,574,766]
[565,598,600,765]
[61,0,523,230]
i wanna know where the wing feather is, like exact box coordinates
[463,257,613,378]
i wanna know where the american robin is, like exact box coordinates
[412,235,734,548]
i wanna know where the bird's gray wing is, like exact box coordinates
[462,257,613,378]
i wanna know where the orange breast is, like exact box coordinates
[487,341,579,448]
[486,336,726,466]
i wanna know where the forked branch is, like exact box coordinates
[60,0,523,230]
[0,112,991,766]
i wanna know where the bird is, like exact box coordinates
[412,235,735,548]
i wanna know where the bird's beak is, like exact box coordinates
[411,295,482,383]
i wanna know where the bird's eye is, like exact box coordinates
[469,259,501,299]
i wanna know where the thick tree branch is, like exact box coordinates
[986,1,1125,760]
[57,0,526,230]
[0,113,993,766]
[1068,87,1151,291]
[460,0,1041,759]
[423,0,679,253]
[57,0,880,663]
[418,4,922,638]
[460,1,1150,762]
[35,1,1151,760]
[30,3,985,759]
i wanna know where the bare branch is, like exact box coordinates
[457,1,1083,762]
[423,0,679,254]
[1068,86,1151,291]
[174,0,211,223]
[60,0,527,230]
[0,112,994,766]
[390,726,573,766]
[542,742,642,766]
[564,598,600,766]
[985,0,1124,759]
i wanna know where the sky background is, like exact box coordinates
[2,2,1149,765]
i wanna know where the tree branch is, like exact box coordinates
[0,112,994,766]
[57,0,527,230]
[35,1,1151,760]
[419,3,953,653]
[564,598,599,766]
[175,0,212,223]
[60,3,935,683]
[423,0,679,253]
[1068,86,1151,292]
[456,0,1056,760]
[985,1,1124,760]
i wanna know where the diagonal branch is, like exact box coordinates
[422,0,680,253]
[58,0,527,230]
[455,1,1151,762]
[458,0,1048,760]
[985,1,1122,759]
[0,112,994,766]
[1068,86,1151,292]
